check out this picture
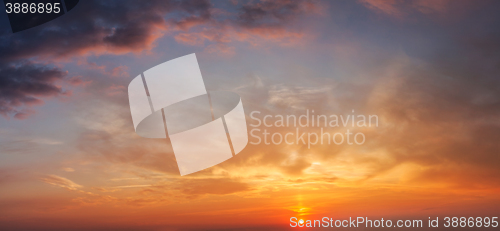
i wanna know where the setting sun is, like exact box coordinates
[1,0,500,230]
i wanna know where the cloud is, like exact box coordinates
[267,85,333,109]
[0,0,213,119]
[359,0,404,18]
[73,101,181,175]
[0,0,321,118]
[4,2,500,229]
[172,0,320,54]
[67,76,92,86]
[174,178,251,196]
[0,0,213,61]
[106,84,127,96]
[40,175,82,190]
[236,0,316,28]
[0,62,69,119]
[175,32,208,46]
[62,167,75,172]
[31,138,63,145]
[358,0,472,19]
[360,50,500,187]
[0,0,317,60]
[204,43,236,55]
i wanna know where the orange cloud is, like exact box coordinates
[359,0,453,18]
[40,175,82,191]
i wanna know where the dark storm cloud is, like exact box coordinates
[174,0,212,29]
[0,0,317,118]
[237,0,314,28]
[0,62,67,119]
[0,0,213,60]
[0,0,214,118]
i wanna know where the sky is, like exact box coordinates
[0,0,500,230]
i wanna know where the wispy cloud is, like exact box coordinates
[40,175,82,190]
